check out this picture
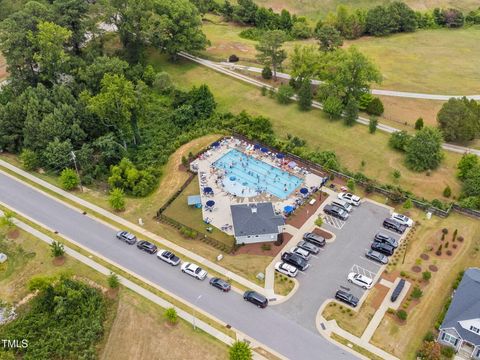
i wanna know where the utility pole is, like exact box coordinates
[70,151,83,192]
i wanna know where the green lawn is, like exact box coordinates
[149,50,462,202]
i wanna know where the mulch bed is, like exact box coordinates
[382,270,400,282]
[106,288,119,300]
[411,266,422,273]
[286,192,328,229]
[234,232,292,257]
[371,284,390,310]
[429,265,438,272]
[420,253,429,260]
[313,227,333,240]
[7,229,19,239]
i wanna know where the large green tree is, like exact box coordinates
[315,24,343,52]
[290,45,322,82]
[437,97,479,142]
[405,127,444,171]
[53,0,89,54]
[255,30,287,80]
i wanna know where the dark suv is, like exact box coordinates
[281,252,310,271]
[136,240,158,254]
[374,232,398,248]
[335,290,359,307]
[324,204,349,221]
[371,241,394,256]
[243,290,268,308]
[297,240,320,254]
[116,230,137,245]
[383,218,407,234]
[302,232,326,247]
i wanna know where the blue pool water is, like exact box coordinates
[213,149,302,199]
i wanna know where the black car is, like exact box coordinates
[243,290,268,308]
[136,240,158,254]
[335,290,359,307]
[281,252,310,271]
[371,241,394,256]
[366,249,389,264]
[383,218,407,234]
[296,240,320,255]
[302,232,326,248]
[374,232,399,248]
[209,277,231,292]
[324,204,349,221]
[116,230,137,245]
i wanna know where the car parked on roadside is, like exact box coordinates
[374,232,398,248]
[274,262,298,278]
[366,250,389,264]
[391,212,414,227]
[116,230,137,245]
[338,192,361,206]
[136,240,158,254]
[335,290,359,307]
[347,272,373,289]
[371,241,395,256]
[302,232,326,247]
[281,252,310,271]
[181,262,207,280]
[290,247,311,261]
[296,240,320,255]
[383,218,407,234]
[324,204,349,221]
[243,290,268,308]
[209,277,231,292]
[331,199,353,213]
[157,249,181,266]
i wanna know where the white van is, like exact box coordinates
[331,199,353,213]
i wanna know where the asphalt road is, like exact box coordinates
[275,202,398,332]
[0,172,357,360]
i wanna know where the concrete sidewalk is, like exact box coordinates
[0,209,273,360]
[0,160,267,295]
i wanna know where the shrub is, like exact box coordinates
[392,169,401,180]
[387,308,395,314]
[164,307,178,325]
[366,97,384,115]
[368,116,378,134]
[442,228,448,235]
[315,217,323,227]
[437,244,443,252]
[452,229,457,242]
[422,271,432,281]
[414,117,424,130]
[20,148,39,171]
[346,178,355,191]
[181,155,189,167]
[443,185,451,198]
[276,84,294,104]
[446,250,452,256]
[403,198,413,209]
[229,340,252,360]
[261,66,272,79]
[441,345,455,358]
[60,168,79,191]
[108,272,120,289]
[228,54,239,62]
[108,158,158,197]
[109,188,126,211]
[423,331,435,342]
[457,236,464,242]
[389,131,411,151]
[261,86,267,96]
[396,309,408,321]
[411,286,423,299]
[50,240,65,258]
[453,271,464,289]
[261,243,271,251]
[323,95,344,119]
[445,241,449,249]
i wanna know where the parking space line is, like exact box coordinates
[322,215,345,230]
[350,264,376,279]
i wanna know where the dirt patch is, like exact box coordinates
[313,227,333,240]
[371,284,390,310]
[420,253,429,260]
[382,270,400,283]
[7,229,19,239]
[429,265,438,272]
[411,266,422,273]
[286,192,327,229]
[52,256,65,266]
[106,288,119,300]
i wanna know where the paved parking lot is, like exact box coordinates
[273,200,402,333]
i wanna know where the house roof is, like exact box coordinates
[230,202,284,238]
[441,268,480,345]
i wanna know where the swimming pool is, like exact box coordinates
[213,149,302,199]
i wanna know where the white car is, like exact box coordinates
[181,262,207,280]
[338,192,361,206]
[347,272,373,289]
[157,249,181,266]
[274,262,298,278]
[290,247,311,261]
[391,213,414,227]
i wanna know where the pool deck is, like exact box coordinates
[190,138,324,238]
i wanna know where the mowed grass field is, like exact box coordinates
[252,0,480,20]
[149,51,462,201]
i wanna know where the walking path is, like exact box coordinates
[218,62,480,101]
[0,209,272,360]
[0,159,267,296]
[180,52,480,157]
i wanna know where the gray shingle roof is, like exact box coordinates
[230,202,284,237]
[441,268,480,345]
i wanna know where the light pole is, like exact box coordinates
[192,294,202,330]
[70,151,83,192]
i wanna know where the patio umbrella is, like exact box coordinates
[300,187,309,195]
[284,205,294,214]
[203,187,213,194]
[206,200,215,207]
[211,141,220,147]
[253,144,261,150]
[276,153,285,159]
[288,161,297,168]
[261,147,268,153]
